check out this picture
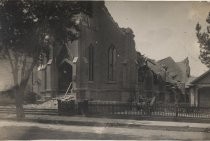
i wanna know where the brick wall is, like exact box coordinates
[75,3,137,102]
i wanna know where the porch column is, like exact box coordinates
[195,87,199,107]
[72,57,78,98]
[190,88,195,106]
[40,68,46,94]
[45,59,57,98]
[45,64,52,98]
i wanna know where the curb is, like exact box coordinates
[1,115,210,133]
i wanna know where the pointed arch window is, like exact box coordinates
[88,45,94,81]
[108,46,117,81]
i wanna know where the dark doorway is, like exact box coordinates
[58,62,72,92]
[198,87,210,107]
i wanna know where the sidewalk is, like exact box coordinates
[1,113,210,132]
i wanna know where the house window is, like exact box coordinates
[88,45,94,81]
[108,46,117,81]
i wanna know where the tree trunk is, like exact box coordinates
[5,46,38,120]
[14,87,25,120]
[14,57,37,120]
[13,69,25,120]
[5,48,25,120]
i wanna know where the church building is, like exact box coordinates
[34,2,138,102]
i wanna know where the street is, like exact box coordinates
[0,120,210,140]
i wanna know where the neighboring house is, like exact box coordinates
[188,70,210,107]
[0,59,13,92]
[36,2,137,102]
[0,56,34,104]
[158,57,190,93]
[146,59,178,103]
[158,57,183,82]
[157,57,191,103]
[0,54,34,94]
[158,57,190,84]
[136,55,191,104]
[185,76,197,103]
[176,58,191,82]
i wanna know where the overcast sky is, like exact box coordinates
[105,1,210,77]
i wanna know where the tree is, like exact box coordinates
[0,0,92,119]
[196,12,210,68]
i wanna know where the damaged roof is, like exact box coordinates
[157,57,190,83]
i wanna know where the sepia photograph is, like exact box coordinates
[0,0,210,140]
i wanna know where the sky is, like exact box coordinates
[105,1,210,77]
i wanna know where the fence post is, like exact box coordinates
[77,100,89,115]
[175,104,178,118]
[147,105,151,117]
[57,99,61,115]
[77,101,82,115]
[83,100,88,115]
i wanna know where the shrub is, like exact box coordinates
[24,92,40,104]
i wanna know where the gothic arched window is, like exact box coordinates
[88,45,94,81]
[108,46,117,81]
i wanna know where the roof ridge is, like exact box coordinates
[157,56,173,62]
